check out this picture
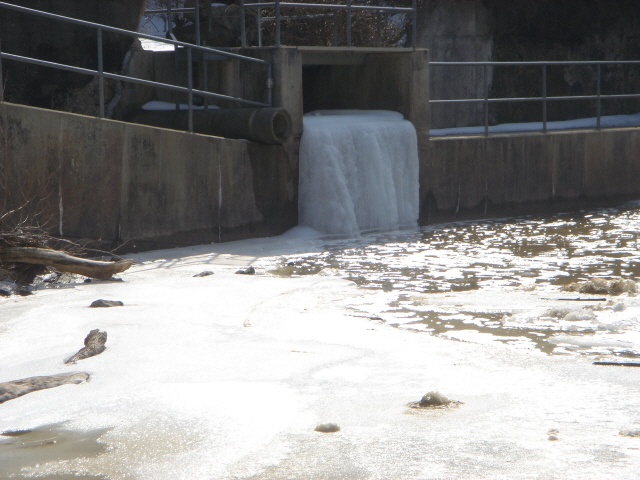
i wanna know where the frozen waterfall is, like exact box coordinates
[298,110,419,236]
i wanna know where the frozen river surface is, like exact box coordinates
[1,203,640,479]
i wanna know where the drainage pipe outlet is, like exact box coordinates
[130,108,292,145]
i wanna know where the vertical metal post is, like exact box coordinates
[203,58,209,110]
[332,12,338,46]
[240,0,247,47]
[483,64,489,136]
[257,8,263,47]
[275,0,282,47]
[267,63,273,107]
[97,28,105,118]
[167,2,173,38]
[187,47,193,133]
[542,64,547,133]
[346,0,352,47]
[375,1,381,48]
[596,63,602,129]
[195,0,201,46]
[0,41,4,103]
[412,0,417,49]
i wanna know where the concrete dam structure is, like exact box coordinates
[2,2,640,248]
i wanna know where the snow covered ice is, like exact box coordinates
[299,110,419,236]
[3,207,640,479]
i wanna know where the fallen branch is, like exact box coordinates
[0,372,90,404]
[0,246,133,280]
[593,361,640,367]
[65,329,107,364]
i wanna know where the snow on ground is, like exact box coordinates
[431,112,640,137]
[1,235,640,479]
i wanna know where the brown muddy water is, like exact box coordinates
[0,424,110,479]
[272,201,640,358]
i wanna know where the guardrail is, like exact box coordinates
[430,60,640,136]
[240,0,418,48]
[0,1,273,133]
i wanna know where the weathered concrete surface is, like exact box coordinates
[0,102,297,247]
[420,129,640,224]
[416,1,492,129]
[299,48,430,139]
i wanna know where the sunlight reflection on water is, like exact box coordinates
[271,201,640,357]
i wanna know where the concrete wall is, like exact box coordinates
[416,0,492,129]
[420,129,640,223]
[0,102,297,248]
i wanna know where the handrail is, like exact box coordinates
[240,0,417,48]
[0,1,273,133]
[429,60,640,136]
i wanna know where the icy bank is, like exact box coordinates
[299,110,419,236]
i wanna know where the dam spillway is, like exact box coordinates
[298,110,420,236]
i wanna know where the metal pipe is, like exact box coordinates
[97,28,105,118]
[130,108,293,145]
[275,0,282,47]
[0,41,3,102]
[243,2,414,13]
[412,0,417,49]
[240,0,247,47]
[188,47,193,133]
[0,51,271,107]
[267,63,273,107]
[375,0,381,48]
[0,1,269,65]
[258,8,263,47]
[167,1,173,39]
[542,64,547,133]
[483,64,489,136]
[346,0,352,47]
[195,0,201,46]
[597,64,602,130]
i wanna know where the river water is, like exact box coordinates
[268,201,640,359]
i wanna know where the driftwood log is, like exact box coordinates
[0,246,133,280]
[65,329,107,364]
[0,372,90,404]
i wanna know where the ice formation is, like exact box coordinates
[298,110,419,236]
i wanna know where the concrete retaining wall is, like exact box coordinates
[0,102,297,248]
[420,129,640,223]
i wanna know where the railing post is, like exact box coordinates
[167,2,173,39]
[412,0,417,49]
[97,27,105,118]
[187,47,193,133]
[596,63,602,129]
[0,41,4,103]
[346,0,352,47]
[375,1,381,48]
[275,0,282,47]
[332,11,338,46]
[195,0,201,46]
[542,64,547,133]
[240,0,247,47]
[267,63,273,107]
[257,8,263,47]
[483,64,489,136]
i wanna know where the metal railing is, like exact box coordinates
[239,0,417,48]
[430,60,640,136]
[0,1,273,133]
